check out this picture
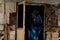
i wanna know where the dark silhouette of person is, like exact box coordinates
[27,9,42,40]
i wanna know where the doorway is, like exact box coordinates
[25,5,44,40]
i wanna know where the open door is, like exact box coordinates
[17,2,24,40]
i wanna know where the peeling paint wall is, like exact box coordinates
[0,0,59,4]
[5,2,24,40]
[46,32,57,40]
[5,2,16,24]
[0,0,60,40]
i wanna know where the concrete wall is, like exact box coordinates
[5,2,24,40]
[0,2,24,40]
[0,0,59,4]
[46,32,57,40]
[5,2,16,23]
[5,2,60,40]
[0,1,60,40]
